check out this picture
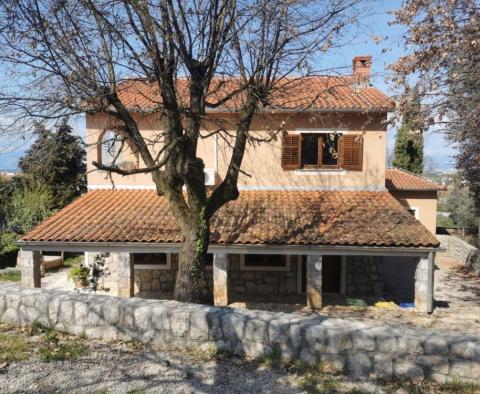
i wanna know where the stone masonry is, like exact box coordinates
[19,250,41,288]
[0,282,479,384]
[345,255,383,297]
[415,257,431,313]
[228,255,299,303]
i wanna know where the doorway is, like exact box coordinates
[301,255,342,294]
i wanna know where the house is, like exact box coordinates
[17,56,444,312]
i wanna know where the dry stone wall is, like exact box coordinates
[0,282,479,383]
[437,234,480,275]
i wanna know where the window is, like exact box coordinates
[406,207,419,219]
[133,253,171,269]
[300,133,340,168]
[205,253,213,270]
[240,254,291,271]
[98,129,138,170]
[281,132,363,171]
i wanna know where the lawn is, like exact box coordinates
[0,270,21,282]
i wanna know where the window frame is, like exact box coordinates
[240,254,291,272]
[134,253,172,270]
[299,132,342,170]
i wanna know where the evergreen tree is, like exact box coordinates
[392,89,424,175]
[19,120,86,208]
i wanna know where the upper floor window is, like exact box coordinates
[281,132,363,171]
[98,129,139,170]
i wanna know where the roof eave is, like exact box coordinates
[16,240,441,256]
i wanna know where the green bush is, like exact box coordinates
[6,183,55,234]
[68,264,90,286]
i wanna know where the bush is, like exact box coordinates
[67,264,89,287]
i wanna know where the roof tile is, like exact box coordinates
[385,168,446,191]
[22,190,439,248]
[116,77,393,112]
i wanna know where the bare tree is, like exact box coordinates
[389,0,480,210]
[0,0,362,303]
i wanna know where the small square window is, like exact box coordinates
[204,253,213,266]
[241,254,291,271]
[134,253,170,269]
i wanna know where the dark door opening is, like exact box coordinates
[301,255,342,294]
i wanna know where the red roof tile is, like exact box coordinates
[385,168,446,191]
[116,77,393,113]
[21,190,439,248]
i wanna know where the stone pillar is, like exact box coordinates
[415,253,434,313]
[18,250,42,288]
[213,253,229,306]
[306,254,322,309]
[111,252,134,297]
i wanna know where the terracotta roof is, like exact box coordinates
[385,168,446,191]
[115,77,393,113]
[21,190,439,248]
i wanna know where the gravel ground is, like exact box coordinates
[0,327,381,394]
[1,325,479,394]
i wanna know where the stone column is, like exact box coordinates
[306,254,322,309]
[213,253,229,306]
[415,253,434,313]
[18,249,42,288]
[111,252,134,297]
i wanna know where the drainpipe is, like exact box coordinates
[214,133,218,179]
[427,251,435,313]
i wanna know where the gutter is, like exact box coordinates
[16,240,440,257]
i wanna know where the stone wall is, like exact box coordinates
[382,256,417,303]
[437,234,480,275]
[228,254,299,302]
[0,282,478,383]
[345,256,383,297]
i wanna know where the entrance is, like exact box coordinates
[301,255,342,294]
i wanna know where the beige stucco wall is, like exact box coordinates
[86,111,387,190]
[389,190,438,235]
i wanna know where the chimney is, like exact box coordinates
[352,55,372,87]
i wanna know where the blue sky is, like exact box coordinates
[0,0,456,171]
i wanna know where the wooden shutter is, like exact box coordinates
[340,135,363,171]
[281,133,301,170]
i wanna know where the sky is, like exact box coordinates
[0,0,457,172]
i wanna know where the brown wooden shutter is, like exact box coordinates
[340,135,363,171]
[281,133,301,170]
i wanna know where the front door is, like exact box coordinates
[301,255,342,294]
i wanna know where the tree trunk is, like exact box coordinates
[174,208,211,304]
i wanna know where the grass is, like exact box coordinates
[0,269,21,282]
[0,332,30,363]
[31,323,87,363]
[63,255,84,267]
[440,379,480,394]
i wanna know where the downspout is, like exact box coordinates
[427,251,435,313]
[214,133,218,179]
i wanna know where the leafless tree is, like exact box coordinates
[389,0,480,210]
[0,0,363,303]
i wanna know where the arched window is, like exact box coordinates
[98,129,138,170]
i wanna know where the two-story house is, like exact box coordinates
[17,56,444,312]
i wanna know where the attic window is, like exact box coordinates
[98,129,139,170]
